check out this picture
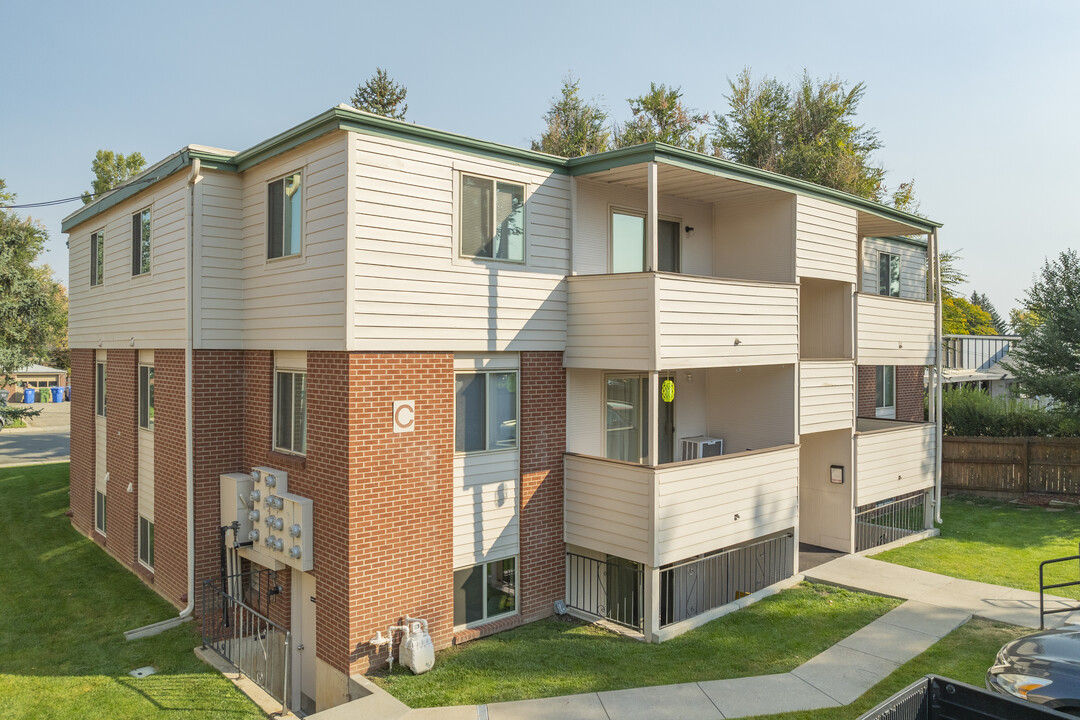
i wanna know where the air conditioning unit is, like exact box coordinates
[680,436,723,461]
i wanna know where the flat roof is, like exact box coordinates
[65,105,941,234]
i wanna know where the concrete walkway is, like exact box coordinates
[313,557,1080,720]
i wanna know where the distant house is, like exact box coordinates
[941,334,1019,398]
[3,364,68,401]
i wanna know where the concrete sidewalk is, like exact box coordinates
[313,557,1080,720]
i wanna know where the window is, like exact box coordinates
[95,491,107,535]
[267,173,303,259]
[876,365,896,418]
[610,212,680,274]
[132,207,151,275]
[95,362,106,417]
[274,370,306,454]
[90,229,104,286]
[453,557,516,626]
[460,174,524,262]
[878,252,900,297]
[139,516,155,569]
[139,365,154,430]
[454,371,517,453]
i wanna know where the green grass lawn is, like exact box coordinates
[0,463,264,720]
[875,495,1080,599]
[373,583,902,707]
[746,618,1029,720]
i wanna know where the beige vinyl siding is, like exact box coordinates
[351,132,570,352]
[655,446,799,565]
[563,454,652,565]
[239,131,349,350]
[452,450,519,568]
[196,170,244,347]
[657,275,799,369]
[138,427,154,521]
[862,238,928,300]
[713,196,795,283]
[565,368,603,456]
[798,429,853,552]
[856,293,936,365]
[565,274,799,371]
[855,423,936,506]
[800,361,855,435]
[705,365,796,453]
[800,278,853,359]
[68,174,190,349]
[572,178,714,276]
[95,415,107,494]
[795,196,858,283]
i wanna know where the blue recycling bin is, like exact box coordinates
[51,386,63,403]
[24,388,36,403]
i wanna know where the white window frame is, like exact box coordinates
[138,515,154,570]
[139,365,154,431]
[878,251,900,298]
[95,362,107,418]
[95,490,107,535]
[453,555,518,630]
[453,370,519,455]
[875,365,896,419]
[266,170,304,260]
[90,228,105,287]
[273,369,307,455]
[457,172,527,264]
[132,207,152,276]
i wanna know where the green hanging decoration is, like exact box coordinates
[661,379,675,403]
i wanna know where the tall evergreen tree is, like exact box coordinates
[531,76,610,158]
[614,83,709,152]
[969,291,1006,333]
[81,150,146,204]
[351,68,408,120]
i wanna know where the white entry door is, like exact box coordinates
[292,570,317,715]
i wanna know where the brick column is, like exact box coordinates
[154,349,189,606]
[857,365,875,418]
[519,351,567,621]
[896,366,926,422]
[105,349,139,565]
[69,348,96,535]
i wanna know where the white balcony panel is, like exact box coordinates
[800,361,855,435]
[563,454,652,565]
[855,421,936,506]
[795,196,858,283]
[856,293,935,365]
[565,274,654,371]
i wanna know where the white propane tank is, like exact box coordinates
[398,621,434,674]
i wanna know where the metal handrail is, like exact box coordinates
[1039,543,1080,629]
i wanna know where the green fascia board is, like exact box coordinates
[869,234,929,249]
[568,143,942,233]
[61,151,192,233]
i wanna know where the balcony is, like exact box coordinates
[565,272,799,371]
[800,360,855,435]
[564,445,799,567]
[855,293,935,365]
[854,418,936,506]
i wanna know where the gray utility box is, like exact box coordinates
[858,675,1074,720]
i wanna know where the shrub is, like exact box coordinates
[942,387,1080,437]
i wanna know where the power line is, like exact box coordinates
[1,176,156,210]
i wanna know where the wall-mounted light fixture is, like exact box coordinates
[830,465,844,484]
[684,225,695,236]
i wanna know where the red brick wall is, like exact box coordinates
[857,365,925,422]
[105,349,139,565]
[69,349,96,535]
[518,351,566,622]
[154,349,189,606]
[347,353,454,676]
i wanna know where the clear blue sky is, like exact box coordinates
[5,0,1077,318]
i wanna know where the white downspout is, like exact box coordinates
[180,156,202,618]
[932,228,943,524]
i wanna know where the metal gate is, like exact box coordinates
[201,569,290,712]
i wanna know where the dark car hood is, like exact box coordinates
[1000,627,1080,674]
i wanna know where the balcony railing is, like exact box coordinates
[855,293,935,365]
[565,272,799,371]
[564,445,799,567]
[855,420,936,507]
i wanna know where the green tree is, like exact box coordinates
[81,150,146,204]
[531,76,610,158]
[712,69,913,208]
[350,67,408,120]
[615,83,709,152]
[1003,250,1080,414]
[0,180,67,427]
[937,250,966,299]
[969,291,1005,334]
[943,296,996,335]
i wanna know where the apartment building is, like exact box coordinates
[63,105,942,714]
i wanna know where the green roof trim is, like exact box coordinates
[66,106,939,234]
[567,143,941,233]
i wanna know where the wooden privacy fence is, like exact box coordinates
[942,436,1080,495]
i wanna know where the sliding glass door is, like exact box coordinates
[611,212,680,273]
[605,374,675,464]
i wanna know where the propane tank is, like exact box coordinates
[398,621,434,674]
